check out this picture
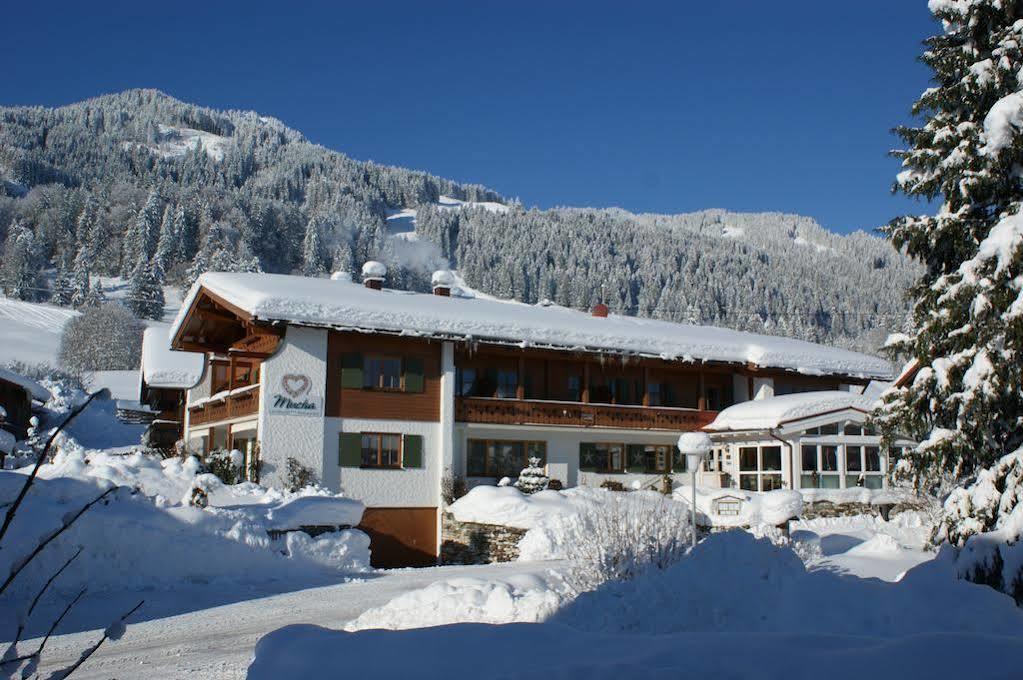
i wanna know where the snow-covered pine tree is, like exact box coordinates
[83,279,106,308]
[70,246,92,308]
[126,257,165,321]
[874,0,1023,598]
[1,222,41,301]
[50,267,73,306]
[153,204,177,280]
[515,456,549,494]
[301,217,325,276]
[121,190,162,276]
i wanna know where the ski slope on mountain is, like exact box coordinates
[0,296,78,365]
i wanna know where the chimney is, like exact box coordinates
[591,302,609,318]
[361,261,387,290]
[431,269,456,296]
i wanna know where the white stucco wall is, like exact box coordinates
[324,417,440,508]
[257,326,328,489]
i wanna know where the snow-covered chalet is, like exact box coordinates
[166,264,895,566]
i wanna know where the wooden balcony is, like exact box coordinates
[455,396,716,431]
[189,386,260,426]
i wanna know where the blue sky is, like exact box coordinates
[1,1,936,234]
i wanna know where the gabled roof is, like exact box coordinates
[171,273,894,380]
[0,367,50,403]
[141,326,204,391]
[704,390,875,432]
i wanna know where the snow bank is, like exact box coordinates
[670,485,803,528]
[345,573,564,631]
[141,325,204,389]
[799,486,920,506]
[705,390,874,431]
[0,446,370,606]
[250,532,1023,680]
[173,272,892,379]
[448,485,587,529]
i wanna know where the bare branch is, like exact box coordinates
[0,388,109,546]
[44,599,144,680]
[0,487,115,597]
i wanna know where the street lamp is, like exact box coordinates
[677,431,712,548]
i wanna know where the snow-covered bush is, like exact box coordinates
[514,456,549,494]
[554,493,692,591]
[285,456,316,492]
[205,448,244,485]
[58,302,145,372]
[942,448,1023,603]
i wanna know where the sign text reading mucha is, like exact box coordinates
[269,374,322,416]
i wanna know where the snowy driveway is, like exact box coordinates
[31,561,561,680]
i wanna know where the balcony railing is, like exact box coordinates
[455,396,715,431]
[189,386,260,426]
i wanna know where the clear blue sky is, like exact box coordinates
[1,1,936,234]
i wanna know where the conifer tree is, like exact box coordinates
[153,204,177,280]
[1,222,41,301]
[301,217,325,276]
[515,457,549,494]
[83,279,106,308]
[70,247,92,308]
[50,268,73,306]
[875,1,1023,490]
[126,256,165,320]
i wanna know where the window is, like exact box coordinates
[361,433,402,468]
[846,445,884,488]
[495,370,518,398]
[467,439,546,477]
[647,382,661,406]
[820,423,840,435]
[459,368,477,396]
[865,446,881,472]
[644,445,670,473]
[739,446,782,491]
[846,445,862,471]
[579,442,627,473]
[364,356,402,390]
[843,423,863,436]
[800,444,841,489]
[566,376,581,401]
[211,361,230,394]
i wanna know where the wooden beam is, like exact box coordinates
[195,307,239,324]
[582,362,590,404]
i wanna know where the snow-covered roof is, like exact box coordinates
[0,428,15,454]
[172,273,893,380]
[704,391,876,432]
[0,367,50,403]
[141,326,204,390]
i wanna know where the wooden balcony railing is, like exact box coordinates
[455,397,716,431]
[189,386,260,426]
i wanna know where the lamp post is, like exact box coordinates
[677,432,713,549]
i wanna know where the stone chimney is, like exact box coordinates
[431,269,456,296]
[591,302,609,318]
[362,261,387,290]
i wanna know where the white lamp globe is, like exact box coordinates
[677,431,712,472]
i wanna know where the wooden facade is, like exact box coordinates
[0,379,33,440]
[188,386,260,426]
[325,332,443,422]
[455,397,716,431]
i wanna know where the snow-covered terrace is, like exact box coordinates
[172,273,893,380]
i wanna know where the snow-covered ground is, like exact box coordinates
[0,296,78,365]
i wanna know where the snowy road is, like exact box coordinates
[30,561,560,680]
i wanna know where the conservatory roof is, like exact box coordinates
[704,391,876,432]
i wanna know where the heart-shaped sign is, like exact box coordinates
[281,374,311,398]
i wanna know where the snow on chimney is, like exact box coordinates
[431,269,456,296]
[591,302,609,318]
[361,261,387,290]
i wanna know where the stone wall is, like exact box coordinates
[440,511,526,565]
[800,499,931,521]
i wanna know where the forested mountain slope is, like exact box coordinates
[0,89,914,353]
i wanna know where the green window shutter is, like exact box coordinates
[403,434,424,468]
[627,444,647,473]
[340,353,363,389]
[339,433,362,467]
[403,357,425,393]
[579,442,598,472]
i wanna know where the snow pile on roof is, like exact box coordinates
[705,390,875,431]
[175,273,893,379]
[346,573,563,631]
[449,485,587,530]
[0,366,50,402]
[249,531,1023,680]
[141,325,204,389]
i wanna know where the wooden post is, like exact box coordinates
[585,359,593,402]
[698,368,707,411]
[516,356,525,400]
[642,366,650,407]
